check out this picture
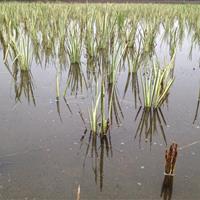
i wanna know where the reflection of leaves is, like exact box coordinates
[13,69,36,106]
[108,83,124,126]
[64,63,87,96]
[134,107,167,148]
[123,72,141,109]
[193,87,200,124]
[80,130,112,191]
[55,97,62,122]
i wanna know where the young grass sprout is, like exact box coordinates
[140,55,175,109]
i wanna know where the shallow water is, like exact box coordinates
[0,24,200,200]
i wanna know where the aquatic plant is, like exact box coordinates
[0,2,199,74]
[89,84,101,134]
[9,29,33,71]
[107,41,127,119]
[85,12,97,59]
[100,81,109,134]
[66,23,82,65]
[1,3,200,130]
[140,55,175,108]
[141,21,158,58]
[88,79,109,135]
[0,24,12,63]
[96,10,114,51]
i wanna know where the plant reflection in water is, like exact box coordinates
[80,129,112,191]
[134,107,167,149]
[12,68,36,106]
[193,87,200,124]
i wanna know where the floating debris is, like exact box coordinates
[137,182,142,186]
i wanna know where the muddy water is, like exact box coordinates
[0,32,200,200]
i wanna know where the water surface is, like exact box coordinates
[0,9,200,200]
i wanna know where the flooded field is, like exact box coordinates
[0,3,200,199]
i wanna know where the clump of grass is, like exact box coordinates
[9,29,33,71]
[89,85,101,134]
[107,41,127,119]
[88,39,126,135]
[66,23,82,65]
[0,25,11,63]
[100,81,109,134]
[140,55,175,109]
[89,80,109,136]
[85,12,97,60]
